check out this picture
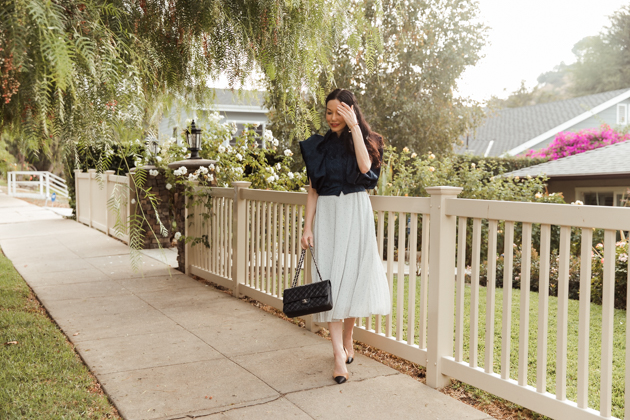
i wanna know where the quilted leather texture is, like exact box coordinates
[283,280,333,318]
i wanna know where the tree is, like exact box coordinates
[270,0,488,155]
[571,7,630,96]
[0,0,374,172]
[493,5,630,108]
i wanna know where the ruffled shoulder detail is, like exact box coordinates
[299,134,327,192]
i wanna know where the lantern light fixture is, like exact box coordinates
[185,120,202,160]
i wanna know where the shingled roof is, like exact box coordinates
[458,88,630,157]
[506,140,630,178]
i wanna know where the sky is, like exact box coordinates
[456,0,630,102]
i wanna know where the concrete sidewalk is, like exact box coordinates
[0,192,494,420]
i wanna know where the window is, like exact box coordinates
[577,187,629,207]
[617,104,628,125]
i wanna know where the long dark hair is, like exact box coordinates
[325,89,383,168]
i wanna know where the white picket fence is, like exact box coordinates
[8,171,68,200]
[74,174,630,419]
[75,169,132,243]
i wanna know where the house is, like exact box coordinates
[158,89,269,145]
[505,140,630,205]
[459,87,630,157]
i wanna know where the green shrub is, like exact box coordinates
[479,238,629,310]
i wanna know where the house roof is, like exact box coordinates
[505,140,630,178]
[207,89,268,113]
[457,88,630,157]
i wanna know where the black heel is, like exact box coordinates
[344,347,354,364]
[333,373,348,384]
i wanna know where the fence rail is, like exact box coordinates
[75,174,630,420]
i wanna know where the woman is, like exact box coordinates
[299,89,391,385]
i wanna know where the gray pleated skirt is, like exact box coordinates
[311,191,391,323]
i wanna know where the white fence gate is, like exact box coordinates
[8,171,69,200]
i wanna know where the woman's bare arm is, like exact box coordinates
[301,179,318,249]
[338,102,371,173]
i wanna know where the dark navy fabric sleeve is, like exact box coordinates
[346,145,383,190]
[299,134,326,193]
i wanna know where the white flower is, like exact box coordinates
[234,167,244,174]
[209,163,215,171]
[218,145,226,153]
[208,174,215,181]
[284,149,293,157]
[535,192,543,199]
[241,145,247,151]
[253,123,260,128]
[471,163,476,169]
[166,183,172,190]
[274,174,279,181]
[181,146,188,154]
[188,173,198,181]
[275,163,281,171]
[173,169,181,176]
[263,129,273,140]
[575,200,583,205]
[266,175,274,183]
[254,141,259,148]
[185,153,191,159]
[236,153,243,161]
[429,153,436,160]
[131,198,136,204]
[231,122,238,134]
[199,166,208,174]
[227,145,233,154]
[178,166,188,175]
[429,166,435,172]
[156,156,162,162]
[149,169,158,176]
[288,172,294,179]
[174,232,182,240]
[300,187,306,192]
[411,153,417,158]
[272,138,279,147]
[619,253,628,262]
[135,139,141,145]
[216,167,221,173]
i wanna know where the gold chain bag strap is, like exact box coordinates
[282,245,333,318]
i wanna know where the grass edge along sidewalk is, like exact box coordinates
[0,247,120,419]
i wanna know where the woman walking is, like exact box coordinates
[299,89,391,384]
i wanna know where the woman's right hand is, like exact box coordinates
[301,229,314,250]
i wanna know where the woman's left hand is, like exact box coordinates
[338,102,358,128]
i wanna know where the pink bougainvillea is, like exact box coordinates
[524,124,630,160]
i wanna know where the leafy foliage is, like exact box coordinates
[1,0,379,175]
[270,0,488,154]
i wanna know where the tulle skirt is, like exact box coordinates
[311,191,391,323]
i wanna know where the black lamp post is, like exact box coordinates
[185,120,202,160]
[146,138,159,164]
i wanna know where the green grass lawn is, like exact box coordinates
[365,275,627,419]
[0,248,119,419]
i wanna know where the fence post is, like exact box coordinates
[104,170,115,236]
[74,170,81,222]
[87,169,96,227]
[425,186,462,389]
[232,181,252,297]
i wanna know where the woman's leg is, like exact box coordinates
[343,318,356,358]
[328,321,348,377]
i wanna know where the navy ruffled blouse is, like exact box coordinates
[299,130,383,196]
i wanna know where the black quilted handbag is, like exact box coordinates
[283,245,332,318]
